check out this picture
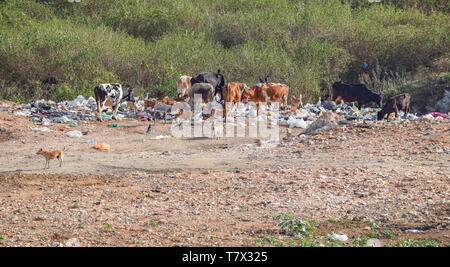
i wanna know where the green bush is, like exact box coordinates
[0,0,448,110]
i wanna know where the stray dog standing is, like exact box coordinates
[36,146,66,169]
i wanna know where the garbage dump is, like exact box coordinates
[0,94,448,136]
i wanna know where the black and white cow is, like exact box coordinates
[94,83,124,121]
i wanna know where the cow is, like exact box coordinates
[290,95,303,109]
[186,83,216,110]
[377,93,411,120]
[146,98,190,133]
[177,75,192,98]
[241,83,290,112]
[103,87,136,112]
[94,83,124,121]
[222,82,249,118]
[190,69,226,101]
[332,81,382,109]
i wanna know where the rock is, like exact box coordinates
[322,101,337,111]
[366,238,381,247]
[330,233,348,242]
[300,112,341,135]
[65,238,80,247]
[30,127,51,132]
[435,89,450,114]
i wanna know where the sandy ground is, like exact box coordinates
[0,108,449,246]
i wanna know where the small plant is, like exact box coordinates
[388,238,439,247]
[382,228,396,238]
[148,219,160,227]
[352,237,370,247]
[276,214,316,238]
[103,223,114,231]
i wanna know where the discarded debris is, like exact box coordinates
[93,144,111,150]
[30,127,51,132]
[66,130,82,138]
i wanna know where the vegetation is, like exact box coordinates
[259,214,442,247]
[0,0,448,112]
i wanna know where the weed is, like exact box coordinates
[388,238,440,247]
[276,214,316,238]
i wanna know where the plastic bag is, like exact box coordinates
[66,130,82,138]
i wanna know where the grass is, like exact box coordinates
[0,0,448,110]
[260,214,444,247]
[388,238,440,247]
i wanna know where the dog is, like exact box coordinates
[36,146,66,169]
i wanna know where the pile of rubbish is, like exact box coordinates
[0,95,143,128]
[1,95,449,132]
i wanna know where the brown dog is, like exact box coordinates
[36,146,66,169]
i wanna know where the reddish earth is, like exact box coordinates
[0,107,448,246]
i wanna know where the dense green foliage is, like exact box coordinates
[0,0,448,110]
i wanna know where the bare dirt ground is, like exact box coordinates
[0,108,449,246]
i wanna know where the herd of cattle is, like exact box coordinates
[93,69,412,126]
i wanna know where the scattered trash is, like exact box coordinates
[152,135,171,140]
[4,93,449,140]
[86,139,94,144]
[429,112,447,119]
[30,127,51,132]
[93,144,110,150]
[404,229,419,233]
[66,130,82,138]
[288,117,307,129]
[421,114,435,121]
[41,118,51,126]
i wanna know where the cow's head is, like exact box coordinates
[241,86,256,103]
[372,92,382,106]
[377,111,385,120]
[215,69,226,89]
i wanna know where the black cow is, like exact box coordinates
[377,93,411,120]
[332,81,382,109]
[191,69,226,101]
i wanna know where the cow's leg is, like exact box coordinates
[112,100,120,120]
[96,99,103,121]
[99,98,108,121]
[405,104,409,120]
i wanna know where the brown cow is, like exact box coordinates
[177,75,192,98]
[222,82,249,117]
[241,83,289,111]
[377,93,411,120]
[290,95,303,108]
[186,83,216,111]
